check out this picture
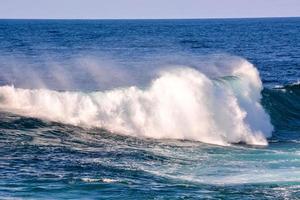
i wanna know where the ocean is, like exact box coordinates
[0,18,299,199]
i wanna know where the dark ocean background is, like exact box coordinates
[0,18,300,199]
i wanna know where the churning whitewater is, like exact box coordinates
[0,59,273,146]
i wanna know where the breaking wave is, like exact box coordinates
[0,59,273,146]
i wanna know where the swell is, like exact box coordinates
[262,83,300,131]
[0,59,273,146]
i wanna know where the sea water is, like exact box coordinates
[0,18,299,199]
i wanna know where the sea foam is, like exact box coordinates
[0,59,273,146]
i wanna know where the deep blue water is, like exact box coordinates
[0,18,300,199]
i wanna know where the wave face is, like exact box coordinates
[0,59,273,146]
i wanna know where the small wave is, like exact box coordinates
[81,178,117,183]
[273,81,300,90]
[0,59,273,146]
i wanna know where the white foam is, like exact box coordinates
[0,59,273,146]
[81,178,117,183]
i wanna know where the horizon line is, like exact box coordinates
[0,16,299,21]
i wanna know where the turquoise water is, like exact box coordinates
[0,18,300,199]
